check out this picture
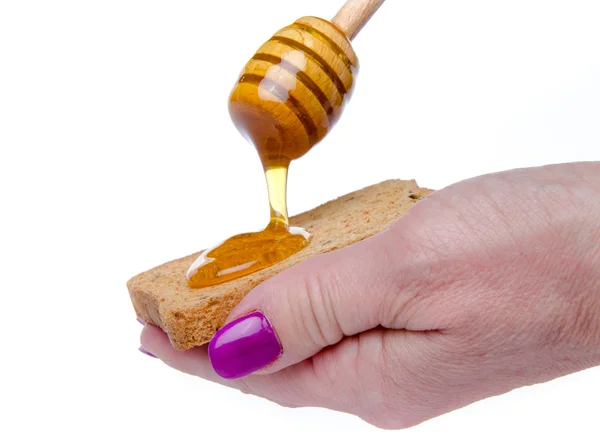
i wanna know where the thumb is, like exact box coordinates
[207,228,403,379]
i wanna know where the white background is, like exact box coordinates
[1,0,599,435]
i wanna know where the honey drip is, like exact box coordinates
[186,162,310,288]
[186,16,358,289]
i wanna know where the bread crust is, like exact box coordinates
[127,179,433,350]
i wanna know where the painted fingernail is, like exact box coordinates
[208,311,282,379]
[137,318,146,325]
[139,346,157,358]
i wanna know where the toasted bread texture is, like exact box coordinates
[127,179,433,350]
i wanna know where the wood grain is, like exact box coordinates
[332,0,386,40]
[229,16,359,163]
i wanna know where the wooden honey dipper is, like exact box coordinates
[229,0,386,165]
[187,0,386,289]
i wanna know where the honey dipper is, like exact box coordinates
[187,0,386,288]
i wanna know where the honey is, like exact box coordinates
[186,17,359,289]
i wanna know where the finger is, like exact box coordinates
[141,322,476,429]
[206,229,407,379]
[140,324,331,409]
[140,324,231,385]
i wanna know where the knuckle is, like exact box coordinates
[287,269,344,348]
[274,401,301,409]
[233,377,301,409]
[376,333,475,428]
[360,408,417,431]
[234,378,253,396]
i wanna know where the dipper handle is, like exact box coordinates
[332,0,386,40]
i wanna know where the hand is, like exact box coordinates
[140,162,600,430]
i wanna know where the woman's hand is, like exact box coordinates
[140,162,600,430]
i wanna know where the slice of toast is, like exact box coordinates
[127,179,433,350]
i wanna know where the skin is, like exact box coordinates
[140,162,600,430]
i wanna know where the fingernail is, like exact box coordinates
[208,311,282,379]
[137,318,146,325]
[139,346,157,358]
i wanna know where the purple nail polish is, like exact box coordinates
[137,318,146,325]
[208,311,282,379]
[139,346,157,358]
